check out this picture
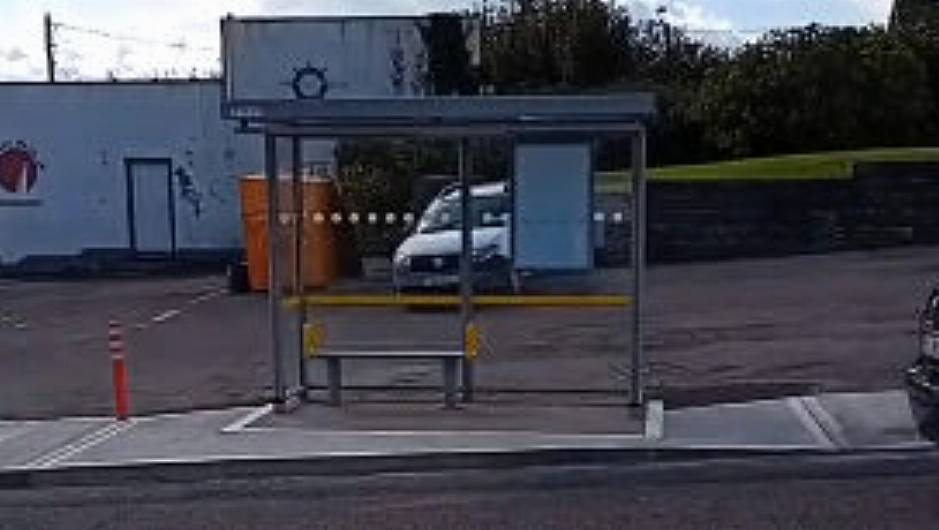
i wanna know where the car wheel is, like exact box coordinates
[915,411,939,442]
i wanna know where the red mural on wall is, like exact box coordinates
[0,141,42,194]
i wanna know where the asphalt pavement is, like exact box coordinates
[4,246,939,419]
[3,451,939,530]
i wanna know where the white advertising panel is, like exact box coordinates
[513,143,593,270]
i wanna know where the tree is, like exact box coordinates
[480,1,728,164]
[478,2,938,164]
[482,0,635,92]
[634,18,729,164]
[418,13,478,95]
[692,25,936,158]
[892,1,939,125]
[891,0,939,29]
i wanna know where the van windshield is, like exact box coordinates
[417,194,509,234]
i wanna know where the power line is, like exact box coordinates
[44,15,220,81]
[51,21,215,53]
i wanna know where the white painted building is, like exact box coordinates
[0,80,262,269]
[0,15,476,271]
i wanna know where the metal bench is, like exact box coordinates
[315,350,465,408]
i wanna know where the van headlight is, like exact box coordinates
[394,252,411,270]
[472,243,500,263]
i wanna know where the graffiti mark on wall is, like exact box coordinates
[389,31,406,96]
[174,166,203,217]
[0,141,43,194]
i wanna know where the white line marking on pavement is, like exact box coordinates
[221,404,274,434]
[644,400,665,440]
[786,397,839,449]
[188,289,223,306]
[0,420,41,427]
[8,441,854,469]
[132,288,224,331]
[22,420,137,469]
[799,396,850,448]
[233,425,647,441]
[657,443,834,452]
[874,441,936,450]
[151,309,182,324]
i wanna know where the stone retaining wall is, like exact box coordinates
[597,161,939,265]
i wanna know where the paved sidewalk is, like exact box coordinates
[0,390,932,481]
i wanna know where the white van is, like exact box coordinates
[392,181,514,293]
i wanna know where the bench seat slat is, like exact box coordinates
[316,350,464,359]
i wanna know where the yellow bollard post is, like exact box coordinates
[465,322,481,360]
[303,320,325,359]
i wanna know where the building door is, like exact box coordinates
[125,158,174,254]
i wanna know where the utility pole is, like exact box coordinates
[43,12,56,82]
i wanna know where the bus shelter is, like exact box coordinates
[227,95,655,411]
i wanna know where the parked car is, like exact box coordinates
[393,181,515,293]
[907,285,939,442]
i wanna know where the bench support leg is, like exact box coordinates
[443,358,458,409]
[461,359,475,403]
[327,358,342,406]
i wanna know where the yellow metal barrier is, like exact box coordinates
[284,294,633,309]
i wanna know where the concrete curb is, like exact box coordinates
[1,443,934,490]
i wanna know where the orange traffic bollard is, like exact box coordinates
[108,320,131,421]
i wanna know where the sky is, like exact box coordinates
[0,0,895,81]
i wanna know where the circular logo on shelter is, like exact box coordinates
[0,141,42,194]
[291,65,329,100]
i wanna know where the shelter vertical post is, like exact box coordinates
[291,136,308,398]
[265,133,286,406]
[459,138,475,402]
[630,129,647,407]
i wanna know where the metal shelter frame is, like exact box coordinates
[227,95,655,410]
